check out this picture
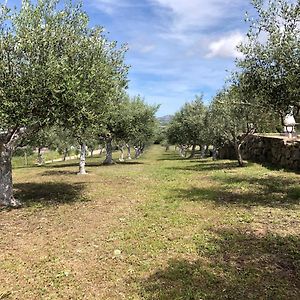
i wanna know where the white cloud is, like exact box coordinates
[129,39,156,54]
[85,0,250,115]
[152,0,243,32]
[206,32,245,59]
[89,0,136,15]
[91,0,246,33]
[138,44,156,54]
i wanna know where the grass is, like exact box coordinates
[1,145,299,299]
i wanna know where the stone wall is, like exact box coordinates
[218,144,236,160]
[219,135,300,171]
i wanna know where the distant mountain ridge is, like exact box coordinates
[157,115,173,125]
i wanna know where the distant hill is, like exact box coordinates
[157,115,173,125]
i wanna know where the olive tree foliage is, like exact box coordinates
[26,127,57,164]
[11,126,57,165]
[101,95,159,164]
[48,127,77,161]
[167,96,207,158]
[0,0,128,206]
[55,11,127,174]
[207,85,280,166]
[238,0,300,119]
[128,97,159,159]
[167,114,191,157]
[64,26,128,174]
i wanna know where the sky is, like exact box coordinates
[7,0,255,116]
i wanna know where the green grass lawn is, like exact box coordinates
[1,145,299,299]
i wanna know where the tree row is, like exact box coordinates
[0,0,158,207]
[167,0,299,167]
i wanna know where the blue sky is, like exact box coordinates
[7,0,255,116]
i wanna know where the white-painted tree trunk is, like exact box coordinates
[189,144,196,158]
[126,144,132,160]
[134,147,141,159]
[103,137,114,165]
[119,145,125,162]
[78,143,87,174]
[0,127,27,207]
[0,146,21,207]
[200,145,207,159]
[179,147,183,156]
[99,145,103,157]
[37,147,44,165]
[179,145,187,157]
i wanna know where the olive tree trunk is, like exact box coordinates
[188,144,196,159]
[235,142,244,167]
[0,128,26,207]
[63,147,68,161]
[200,145,207,159]
[134,146,141,159]
[37,147,44,165]
[234,128,255,167]
[78,143,87,174]
[119,145,125,162]
[212,146,218,161]
[126,144,131,160]
[103,136,114,165]
[0,146,20,207]
[99,145,103,157]
[178,145,185,157]
[24,151,28,166]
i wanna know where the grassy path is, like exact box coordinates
[1,145,300,299]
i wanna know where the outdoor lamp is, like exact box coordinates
[283,114,296,138]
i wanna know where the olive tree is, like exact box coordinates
[207,85,280,166]
[0,0,128,206]
[101,95,158,164]
[238,0,300,119]
[167,114,189,157]
[128,97,159,159]
[67,28,128,174]
[167,96,207,158]
[49,127,77,161]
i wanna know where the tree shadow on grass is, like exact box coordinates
[47,160,143,169]
[138,228,300,300]
[14,182,87,207]
[168,157,300,176]
[260,162,300,175]
[169,174,300,208]
[170,186,300,208]
[116,161,144,165]
[48,162,100,168]
[41,170,78,176]
[167,160,253,172]
[221,175,300,197]
[157,152,186,161]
